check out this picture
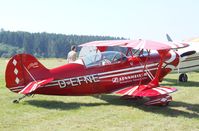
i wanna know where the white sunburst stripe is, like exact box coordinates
[125,86,139,95]
[10,63,159,89]
[157,87,173,93]
[152,88,167,94]
[9,86,25,90]
[146,98,162,105]
[44,67,157,88]
[44,69,151,87]
[138,61,155,80]
[165,51,176,63]
[99,68,157,79]
[29,83,38,93]
[44,83,59,87]
[147,98,162,103]
[145,64,155,79]
[99,63,157,76]
[46,74,96,84]
[135,40,145,49]
[19,82,32,94]
[112,86,133,94]
[98,63,157,78]
[144,66,155,80]
[47,63,158,84]
[41,65,158,87]
[11,88,23,92]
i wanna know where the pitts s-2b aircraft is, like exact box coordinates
[5,40,188,106]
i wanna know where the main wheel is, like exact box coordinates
[13,99,19,103]
[179,73,188,82]
[161,101,170,106]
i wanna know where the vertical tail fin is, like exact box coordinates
[166,34,173,42]
[5,54,52,93]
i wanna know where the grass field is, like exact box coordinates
[0,58,199,131]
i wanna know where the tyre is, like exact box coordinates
[179,73,188,82]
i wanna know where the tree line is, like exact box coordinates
[0,29,124,58]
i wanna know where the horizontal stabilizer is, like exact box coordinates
[19,78,53,94]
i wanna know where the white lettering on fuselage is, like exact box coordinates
[112,73,148,83]
[58,74,99,88]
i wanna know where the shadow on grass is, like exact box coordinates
[162,78,199,87]
[27,94,199,119]
[26,100,109,110]
[98,95,199,119]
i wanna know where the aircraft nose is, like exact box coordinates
[164,50,180,70]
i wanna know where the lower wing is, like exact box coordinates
[114,85,177,97]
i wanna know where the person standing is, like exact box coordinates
[67,45,77,63]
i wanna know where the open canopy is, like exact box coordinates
[80,39,189,50]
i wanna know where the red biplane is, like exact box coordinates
[5,39,188,106]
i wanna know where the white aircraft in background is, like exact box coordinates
[166,34,199,82]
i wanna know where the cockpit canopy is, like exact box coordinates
[81,51,127,67]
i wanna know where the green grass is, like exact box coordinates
[0,58,199,131]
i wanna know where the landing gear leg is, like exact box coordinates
[13,94,31,103]
[179,73,188,82]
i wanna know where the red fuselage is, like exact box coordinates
[33,51,179,96]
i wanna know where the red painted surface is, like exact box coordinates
[5,39,186,105]
[5,51,179,96]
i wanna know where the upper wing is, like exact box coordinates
[80,39,188,50]
[19,78,53,94]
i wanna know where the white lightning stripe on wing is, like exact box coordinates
[157,87,173,93]
[135,40,145,49]
[152,88,166,94]
[126,86,139,95]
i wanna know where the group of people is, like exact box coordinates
[67,45,77,63]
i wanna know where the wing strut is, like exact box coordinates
[147,49,169,88]
[138,49,151,86]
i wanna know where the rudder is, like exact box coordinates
[5,54,51,93]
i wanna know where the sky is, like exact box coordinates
[0,0,199,41]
